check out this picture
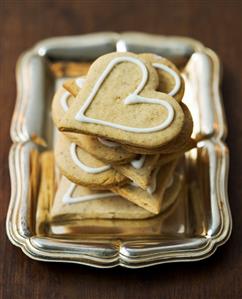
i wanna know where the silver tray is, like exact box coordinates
[7,32,232,268]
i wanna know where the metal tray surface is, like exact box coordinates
[7,32,231,268]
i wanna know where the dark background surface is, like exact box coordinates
[0,1,242,298]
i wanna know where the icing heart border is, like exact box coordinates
[74,56,181,133]
[63,182,116,204]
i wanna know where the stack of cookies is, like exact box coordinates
[50,52,194,222]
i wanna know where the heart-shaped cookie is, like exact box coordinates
[139,53,185,102]
[113,154,160,190]
[52,85,167,190]
[51,176,154,221]
[52,82,136,164]
[63,55,184,103]
[122,103,195,154]
[58,70,186,161]
[55,134,127,189]
[112,160,180,214]
[59,52,185,149]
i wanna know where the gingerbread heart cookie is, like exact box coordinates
[139,53,185,102]
[58,52,185,149]
[62,54,184,102]
[122,102,194,154]
[50,176,154,221]
[113,154,160,190]
[52,76,86,126]
[52,83,136,164]
[55,134,127,189]
[112,160,178,214]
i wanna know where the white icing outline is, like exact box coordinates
[147,166,161,194]
[129,165,160,194]
[59,78,113,204]
[75,77,85,89]
[129,181,139,188]
[59,82,111,175]
[97,139,146,170]
[152,63,181,97]
[63,182,116,204]
[60,76,85,112]
[130,155,146,169]
[59,63,180,176]
[97,137,120,148]
[95,138,146,170]
[75,56,175,133]
[60,90,70,112]
[70,143,111,174]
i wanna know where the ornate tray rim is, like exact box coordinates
[6,32,232,268]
